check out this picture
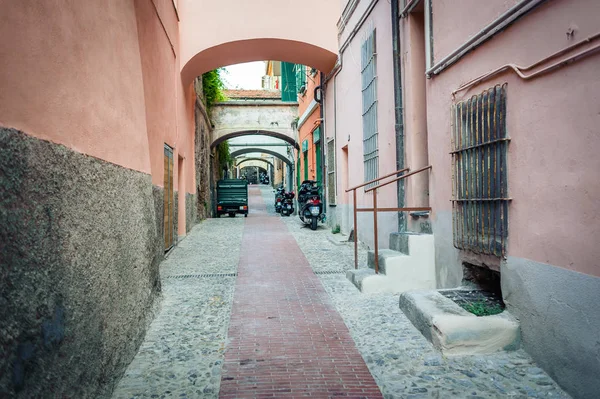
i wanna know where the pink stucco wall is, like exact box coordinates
[401,11,430,211]
[0,1,198,236]
[426,0,600,277]
[334,0,398,247]
[178,0,339,84]
[0,1,151,175]
[431,0,520,63]
[135,0,196,235]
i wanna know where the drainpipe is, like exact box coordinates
[391,0,406,232]
[317,72,326,216]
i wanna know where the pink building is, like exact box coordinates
[324,1,599,397]
[418,1,600,397]
[1,0,599,397]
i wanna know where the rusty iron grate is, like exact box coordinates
[165,273,237,279]
[314,270,347,275]
[451,84,510,257]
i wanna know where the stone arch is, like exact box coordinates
[236,157,274,168]
[231,148,291,166]
[181,39,338,85]
[211,130,299,150]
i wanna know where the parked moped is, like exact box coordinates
[274,186,285,213]
[297,180,324,230]
[280,191,295,216]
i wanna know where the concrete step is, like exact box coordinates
[367,249,408,275]
[398,289,520,355]
[347,233,436,294]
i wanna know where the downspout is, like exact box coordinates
[391,0,406,232]
[316,73,326,216]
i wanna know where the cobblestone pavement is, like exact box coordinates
[111,217,245,399]
[270,186,570,399]
[112,185,570,399]
[219,187,382,398]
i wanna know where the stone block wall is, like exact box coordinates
[0,128,161,398]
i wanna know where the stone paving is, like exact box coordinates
[219,187,382,398]
[273,187,570,399]
[111,217,245,399]
[112,185,571,399]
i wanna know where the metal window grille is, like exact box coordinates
[327,139,336,204]
[452,84,510,257]
[361,29,378,187]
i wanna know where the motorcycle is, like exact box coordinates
[280,191,295,216]
[274,186,285,213]
[297,180,324,230]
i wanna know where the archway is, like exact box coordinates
[181,39,338,85]
[211,130,299,150]
[240,165,268,185]
[231,148,291,166]
[236,158,274,169]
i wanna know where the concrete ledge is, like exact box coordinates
[346,268,376,291]
[399,290,520,356]
[367,249,407,274]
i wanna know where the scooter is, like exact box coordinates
[274,186,285,213]
[298,180,324,230]
[280,191,295,216]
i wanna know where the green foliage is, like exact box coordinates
[202,69,226,109]
[216,141,233,178]
[331,224,341,234]
[463,301,504,317]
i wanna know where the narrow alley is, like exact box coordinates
[112,186,568,399]
[2,2,599,398]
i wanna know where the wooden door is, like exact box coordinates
[164,144,174,250]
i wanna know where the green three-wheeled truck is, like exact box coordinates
[216,179,248,218]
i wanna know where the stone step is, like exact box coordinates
[398,289,520,355]
[367,249,408,275]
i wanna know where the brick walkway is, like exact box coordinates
[219,187,382,399]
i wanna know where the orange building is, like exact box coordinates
[295,66,323,190]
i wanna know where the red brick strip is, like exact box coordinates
[219,187,382,399]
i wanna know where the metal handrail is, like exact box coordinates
[365,165,432,192]
[348,165,432,273]
[345,167,410,193]
[345,167,410,271]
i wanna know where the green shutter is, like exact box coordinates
[315,141,322,188]
[296,152,301,190]
[281,62,297,102]
[303,152,309,181]
[296,65,306,94]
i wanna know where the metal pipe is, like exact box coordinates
[426,0,547,78]
[392,0,407,233]
[353,189,358,269]
[400,0,420,18]
[339,0,380,55]
[319,72,327,217]
[373,188,379,274]
[358,207,431,212]
[346,167,409,192]
[365,165,432,192]
[453,34,600,96]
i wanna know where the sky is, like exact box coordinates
[222,61,266,90]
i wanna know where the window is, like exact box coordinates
[296,65,307,94]
[361,29,378,186]
[452,84,510,257]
